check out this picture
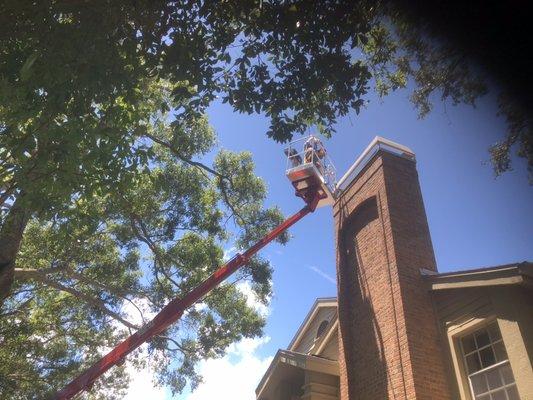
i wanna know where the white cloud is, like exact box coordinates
[185,336,273,400]
[308,265,336,284]
[122,298,156,326]
[104,299,165,400]
[235,281,270,317]
[123,351,166,400]
[114,292,273,400]
[223,246,237,261]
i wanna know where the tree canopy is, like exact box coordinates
[1,79,290,397]
[0,1,530,398]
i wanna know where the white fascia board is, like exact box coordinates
[287,297,337,351]
[336,136,415,192]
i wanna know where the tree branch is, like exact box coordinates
[0,195,30,305]
[142,132,229,181]
[128,214,181,290]
[63,269,149,323]
[157,335,197,355]
[13,261,153,320]
[0,295,34,318]
[219,184,247,227]
[14,268,139,330]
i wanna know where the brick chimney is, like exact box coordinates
[334,137,452,400]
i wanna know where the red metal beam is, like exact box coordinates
[55,190,323,399]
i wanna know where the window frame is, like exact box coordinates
[458,321,519,400]
[316,320,329,339]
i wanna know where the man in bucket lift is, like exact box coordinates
[304,136,326,176]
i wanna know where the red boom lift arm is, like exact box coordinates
[55,188,323,399]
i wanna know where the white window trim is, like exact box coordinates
[446,315,497,400]
[459,322,518,400]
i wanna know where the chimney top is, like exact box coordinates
[335,136,415,193]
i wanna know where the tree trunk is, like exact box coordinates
[0,196,29,306]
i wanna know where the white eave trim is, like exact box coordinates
[335,136,415,192]
[422,263,533,290]
[429,275,524,290]
[287,298,337,351]
[315,318,339,355]
[256,350,339,398]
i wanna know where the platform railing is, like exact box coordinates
[284,136,337,194]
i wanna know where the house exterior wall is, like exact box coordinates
[303,371,339,400]
[302,333,341,400]
[256,304,341,400]
[273,379,303,400]
[333,150,452,400]
[258,137,531,400]
[257,282,532,400]
[293,307,337,354]
[321,331,339,360]
[494,286,533,400]
[433,285,533,400]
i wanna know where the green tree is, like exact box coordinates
[1,1,530,397]
[1,0,530,303]
[1,99,288,397]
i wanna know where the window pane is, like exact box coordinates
[479,346,496,368]
[494,341,508,362]
[491,388,507,400]
[462,334,477,354]
[487,322,501,341]
[486,368,502,390]
[467,353,482,373]
[463,323,517,400]
[500,364,515,385]
[476,329,491,348]
[471,374,488,395]
[316,320,329,338]
[506,385,520,400]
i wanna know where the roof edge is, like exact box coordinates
[255,349,339,397]
[287,297,337,351]
[335,136,415,192]
[423,262,532,290]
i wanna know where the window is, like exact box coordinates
[316,320,329,339]
[460,321,520,400]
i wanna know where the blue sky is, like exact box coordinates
[127,83,532,400]
[207,85,532,344]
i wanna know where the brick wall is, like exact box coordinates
[333,149,452,400]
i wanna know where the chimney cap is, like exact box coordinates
[335,136,415,193]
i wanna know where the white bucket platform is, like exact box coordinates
[285,135,336,208]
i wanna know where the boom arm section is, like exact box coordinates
[55,191,322,399]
